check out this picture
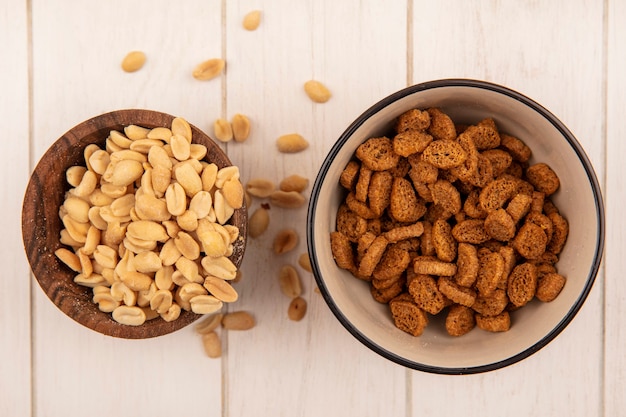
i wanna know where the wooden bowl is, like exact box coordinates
[22,109,247,339]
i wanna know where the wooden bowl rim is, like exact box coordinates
[22,109,247,339]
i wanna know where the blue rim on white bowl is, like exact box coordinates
[306,79,605,374]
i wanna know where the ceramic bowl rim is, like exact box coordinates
[306,78,605,374]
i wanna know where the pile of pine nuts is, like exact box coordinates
[108,8,332,355]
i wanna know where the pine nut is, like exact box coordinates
[276,133,309,153]
[269,190,306,208]
[192,58,225,81]
[176,210,198,232]
[178,282,208,303]
[201,163,218,191]
[246,178,275,198]
[190,294,224,314]
[73,170,98,197]
[278,265,302,298]
[64,197,91,223]
[133,250,162,273]
[171,134,191,161]
[57,116,244,327]
[288,297,307,321]
[189,191,212,219]
[215,166,240,188]
[174,231,201,260]
[109,149,148,164]
[93,244,118,269]
[150,166,171,197]
[242,10,262,31]
[201,331,222,358]
[203,276,238,303]
[121,271,153,292]
[93,289,120,312]
[110,281,137,306]
[171,117,192,143]
[148,145,173,169]
[213,190,235,225]
[121,51,146,73]
[147,127,173,142]
[77,249,93,277]
[81,228,100,252]
[127,220,169,242]
[112,305,146,326]
[55,248,81,272]
[174,163,202,197]
[150,289,174,314]
[66,166,87,187]
[88,150,111,175]
[136,282,157,308]
[201,256,237,280]
[273,229,299,254]
[175,256,201,283]
[160,302,181,322]
[222,178,244,209]
[221,311,255,330]
[195,313,224,334]
[110,194,136,217]
[109,160,144,187]
[165,182,187,216]
[213,118,233,143]
[298,253,312,273]
[109,130,133,149]
[231,114,251,142]
[248,207,270,238]
[279,174,309,193]
[124,124,150,140]
[304,80,332,103]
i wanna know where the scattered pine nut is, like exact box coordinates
[278,265,302,298]
[221,311,256,330]
[304,80,331,103]
[242,10,262,31]
[248,207,270,238]
[279,174,309,193]
[202,331,222,358]
[276,133,309,153]
[298,253,312,273]
[246,178,276,198]
[232,114,251,142]
[269,190,306,208]
[273,228,299,254]
[193,58,225,81]
[214,118,233,142]
[288,297,307,321]
[121,51,146,73]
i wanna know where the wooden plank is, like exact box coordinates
[29,1,224,415]
[605,0,625,414]
[409,1,605,415]
[0,1,32,416]
[222,1,409,416]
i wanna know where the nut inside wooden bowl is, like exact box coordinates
[22,109,247,339]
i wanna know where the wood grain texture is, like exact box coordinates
[29,1,225,415]
[0,0,32,416]
[1,0,618,416]
[222,1,409,416]
[605,0,625,414]
[22,109,247,339]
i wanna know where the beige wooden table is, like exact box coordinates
[2,1,624,416]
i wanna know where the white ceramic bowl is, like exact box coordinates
[307,79,604,374]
